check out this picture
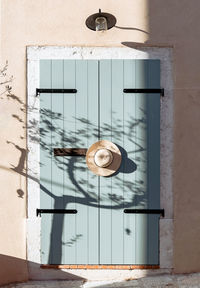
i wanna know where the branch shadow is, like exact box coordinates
[6,102,149,264]
[36,106,149,264]
[2,61,154,266]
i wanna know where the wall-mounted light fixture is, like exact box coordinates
[86,9,116,31]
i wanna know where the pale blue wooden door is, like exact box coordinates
[99,60,160,265]
[39,59,160,265]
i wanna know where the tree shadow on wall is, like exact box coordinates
[2,62,150,265]
[0,62,28,199]
[5,95,148,265]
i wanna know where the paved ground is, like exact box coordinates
[2,273,200,288]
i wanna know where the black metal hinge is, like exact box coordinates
[124,209,165,217]
[36,88,77,96]
[36,209,77,217]
[123,88,164,97]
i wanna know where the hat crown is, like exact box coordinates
[94,148,113,168]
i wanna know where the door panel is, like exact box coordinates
[40,60,99,264]
[39,59,160,265]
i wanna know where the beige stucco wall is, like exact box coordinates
[0,0,200,284]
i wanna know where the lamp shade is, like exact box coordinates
[86,9,116,31]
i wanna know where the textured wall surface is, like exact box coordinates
[1,0,200,284]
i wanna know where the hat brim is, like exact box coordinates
[86,140,122,176]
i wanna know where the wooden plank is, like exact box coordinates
[135,60,149,264]
[75,60,90,264]
[147,60,160,210]
[123,60,136,264]
[40,60,52,264]
[63,60,77,264]
[87,60,99,264]
[41,264,159,270]
[99,60,112,264]
[110,60,124,264]
[54,148,87,156]
[51,60,65,264]
[147,60,160,264]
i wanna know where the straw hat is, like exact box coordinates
[86,140,122,176]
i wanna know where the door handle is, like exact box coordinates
[54,148,87,156]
